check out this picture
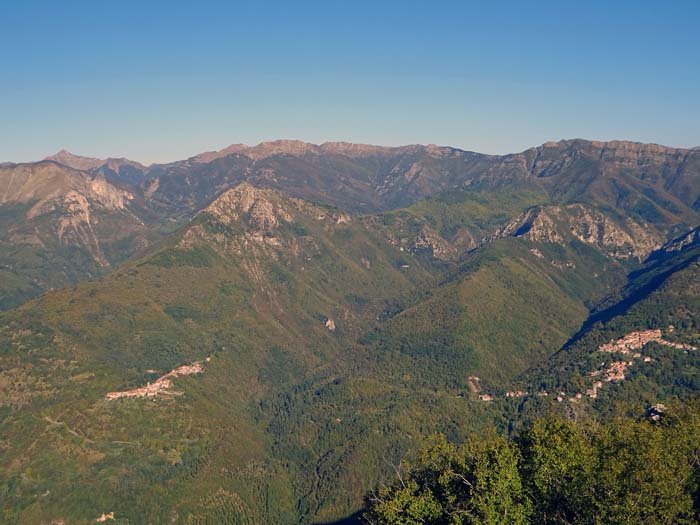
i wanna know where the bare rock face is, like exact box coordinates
[1,163,133,211]
[0,162,140,267]
[527,139,688,177]
[203,182,293,233]
[497,203,663,260]
[597,140,685,167]
[57,191,109,266]
[181,183,297,260]
[377,220,475,262]
[659,226,700,253]
[185,182,346,262]
[565,204,662,259]
[199,183,355,247]
[408,225,476,261]
[411,225,459,260]
[497,208,564,244]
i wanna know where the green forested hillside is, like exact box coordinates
[0,182,622,523]
[0,184,448,523]
[523,232,700,406]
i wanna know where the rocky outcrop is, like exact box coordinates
[0,163,133,210]
[497,207,564,244]
[658,226,700,253]
[525,139,691,178]
[186,183,298,255]
[205,182,293,233]
[411,225,460,260]
[0,162,141,267]
[377,220,476,262]
[565,204,661,259]
[182,183,356,266]
[496,203,662,259]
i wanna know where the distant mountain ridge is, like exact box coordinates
[1,138,700,309]
[38,137,696,167]
[38,137,698,182]
[120,138,700,219]
[188,139,464,163]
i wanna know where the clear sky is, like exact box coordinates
[1,0,699,164]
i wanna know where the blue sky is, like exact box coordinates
[1,0,699,163]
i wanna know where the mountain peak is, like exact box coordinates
[202,182,294,230]
[45,150,105,171]
[190,140,317,163]
[44,150,145,172]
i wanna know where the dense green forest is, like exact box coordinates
[364,402,700,524]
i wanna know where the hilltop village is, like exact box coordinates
[476,328,697,403]
[105,359,208,400]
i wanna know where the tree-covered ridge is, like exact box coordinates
[364,403,700,524]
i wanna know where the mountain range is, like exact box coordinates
[3,138,699,310]
[2,138,700,523]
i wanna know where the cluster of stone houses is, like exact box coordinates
[505,390,528,398]
[583,328,697,399]
[599,328,696,356]
[105,360,206,400]
[476,327,696,404]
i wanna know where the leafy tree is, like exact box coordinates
[365,433,529,524]
[518,418,596,524]
[365,405,700,525]
[592,418,695,524]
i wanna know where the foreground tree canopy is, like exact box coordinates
[364,402,700,525]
